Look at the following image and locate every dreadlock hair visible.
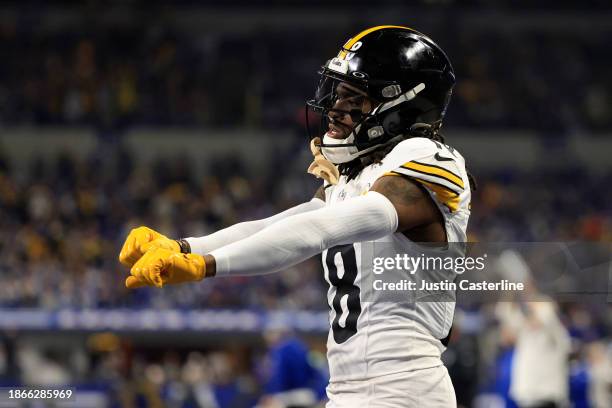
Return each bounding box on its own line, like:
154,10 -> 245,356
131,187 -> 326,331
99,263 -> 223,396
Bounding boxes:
338,122 -> 477,193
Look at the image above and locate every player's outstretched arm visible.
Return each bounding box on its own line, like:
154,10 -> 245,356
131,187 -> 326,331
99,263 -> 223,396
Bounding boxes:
118,187 -> 323,264
184,190 -> 325,254
121,189 -> 325,288
122,178 -> 444,288
201,191 -> 398,278
124,190 -> 397,287
203,176 -> 444,278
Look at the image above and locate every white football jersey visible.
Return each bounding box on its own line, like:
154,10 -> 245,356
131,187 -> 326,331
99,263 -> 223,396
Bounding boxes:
322,137 -> 471,382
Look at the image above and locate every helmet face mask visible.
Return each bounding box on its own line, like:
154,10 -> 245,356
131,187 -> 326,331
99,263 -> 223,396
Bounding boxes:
306,74 -> 384,163
309,76 -> 375,133
314,76 -> 372,123
306,26 -> 455,164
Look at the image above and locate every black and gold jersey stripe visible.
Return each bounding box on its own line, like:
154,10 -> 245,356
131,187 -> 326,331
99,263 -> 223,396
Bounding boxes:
401,161 -> 465,191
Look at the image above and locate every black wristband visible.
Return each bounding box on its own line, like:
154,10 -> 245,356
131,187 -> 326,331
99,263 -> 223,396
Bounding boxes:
176,239 -> 191,254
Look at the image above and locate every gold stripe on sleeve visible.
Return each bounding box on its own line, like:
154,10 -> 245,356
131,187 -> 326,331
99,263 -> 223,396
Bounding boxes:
401,161 -> 465,190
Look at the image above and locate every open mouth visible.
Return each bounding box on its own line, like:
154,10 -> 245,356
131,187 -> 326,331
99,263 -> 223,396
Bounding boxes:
326,122 -> 350,139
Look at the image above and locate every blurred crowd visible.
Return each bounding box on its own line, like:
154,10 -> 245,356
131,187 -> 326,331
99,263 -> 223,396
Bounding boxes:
0,300 -> 609,408
0,331 -> 328,407
0,298 -> 609,407
0,13 -> 610,132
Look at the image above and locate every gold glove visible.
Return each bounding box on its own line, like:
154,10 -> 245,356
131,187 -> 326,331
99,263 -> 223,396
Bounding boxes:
118,226 -> 180,267
126,248 -> 207,289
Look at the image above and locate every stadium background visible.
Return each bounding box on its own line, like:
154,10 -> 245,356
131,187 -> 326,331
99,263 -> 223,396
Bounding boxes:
0,1 -> 610,407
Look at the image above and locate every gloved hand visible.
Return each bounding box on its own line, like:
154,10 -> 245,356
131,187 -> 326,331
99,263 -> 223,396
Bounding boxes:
126,248 -> 207,289
118,226 -> 180,267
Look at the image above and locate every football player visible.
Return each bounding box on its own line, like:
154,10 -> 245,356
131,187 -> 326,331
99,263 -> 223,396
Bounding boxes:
119,25 -> 472,407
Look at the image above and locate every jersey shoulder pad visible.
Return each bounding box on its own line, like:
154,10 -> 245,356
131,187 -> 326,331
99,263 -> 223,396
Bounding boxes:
381,138 -> 468,212
381,137 -> 440,169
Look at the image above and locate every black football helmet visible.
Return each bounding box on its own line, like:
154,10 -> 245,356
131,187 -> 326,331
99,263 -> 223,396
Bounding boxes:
306,25 -> 455,162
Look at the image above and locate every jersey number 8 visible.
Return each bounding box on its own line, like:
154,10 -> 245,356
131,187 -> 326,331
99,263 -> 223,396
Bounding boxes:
325,244 -> 362,344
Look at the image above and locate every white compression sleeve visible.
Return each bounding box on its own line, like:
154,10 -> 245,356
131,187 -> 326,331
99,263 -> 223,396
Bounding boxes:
210,192 -> 398,276
185,198 -> 325,254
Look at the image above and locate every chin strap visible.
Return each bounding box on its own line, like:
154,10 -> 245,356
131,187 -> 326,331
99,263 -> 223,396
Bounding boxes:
307,137 -> 340,185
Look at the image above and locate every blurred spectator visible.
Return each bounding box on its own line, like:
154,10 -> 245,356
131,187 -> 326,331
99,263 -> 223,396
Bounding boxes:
497,302 -> 571,408
585,342 -> 612,408
494,251 -> 571,408
257,327 -> 327,407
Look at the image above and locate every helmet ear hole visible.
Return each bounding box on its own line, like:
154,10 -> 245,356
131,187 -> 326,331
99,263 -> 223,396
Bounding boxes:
381,110 -> 404,136
349,109 -> 364,123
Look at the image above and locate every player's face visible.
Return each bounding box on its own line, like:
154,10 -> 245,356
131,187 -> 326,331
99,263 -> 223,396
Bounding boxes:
326,82 -> 376,140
